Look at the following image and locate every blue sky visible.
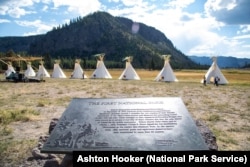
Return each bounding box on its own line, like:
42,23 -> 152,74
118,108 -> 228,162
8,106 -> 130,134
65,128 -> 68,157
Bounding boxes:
0,0 -> 249,58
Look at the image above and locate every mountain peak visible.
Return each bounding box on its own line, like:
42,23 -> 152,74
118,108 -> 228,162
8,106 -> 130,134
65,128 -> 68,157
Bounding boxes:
0,11 -> 197,69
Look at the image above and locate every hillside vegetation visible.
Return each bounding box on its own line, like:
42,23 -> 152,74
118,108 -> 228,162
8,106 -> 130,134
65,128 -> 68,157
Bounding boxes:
0,11 -> 199,69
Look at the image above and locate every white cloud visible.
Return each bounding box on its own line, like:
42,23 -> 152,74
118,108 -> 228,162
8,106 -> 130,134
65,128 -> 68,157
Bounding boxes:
0,0 -> 39,18
109,0 -> 120,2
42,5 -> 49,12
189,36 -> 240,56
0,6 -> 8,15
0,0 -> 37,8
0,19 -> 10,23
11,0 -> 36,6
15,19 -> 54,36
120,0 -> 144,7
233,34 -> 250,39
41,0 -> 52,4
52,0 -> 101,16
205,0 -> 237,12
8,7 -> 32,18
205,0 -> 250,25
167,0 -> 195,9
237,25 -> 250,34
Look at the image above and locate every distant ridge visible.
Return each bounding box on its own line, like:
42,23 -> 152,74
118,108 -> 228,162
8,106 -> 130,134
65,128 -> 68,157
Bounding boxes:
189,56 -> 250,68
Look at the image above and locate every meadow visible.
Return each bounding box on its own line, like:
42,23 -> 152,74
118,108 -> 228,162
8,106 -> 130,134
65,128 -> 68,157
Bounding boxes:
0,68 -> 249,166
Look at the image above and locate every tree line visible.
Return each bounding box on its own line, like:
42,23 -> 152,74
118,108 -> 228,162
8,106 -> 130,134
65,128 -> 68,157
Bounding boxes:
0,49 -> 209,72
0,50 -> 125,71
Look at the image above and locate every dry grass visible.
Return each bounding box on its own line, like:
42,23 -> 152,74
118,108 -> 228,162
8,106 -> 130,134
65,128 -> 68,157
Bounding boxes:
0,68 -> 249,166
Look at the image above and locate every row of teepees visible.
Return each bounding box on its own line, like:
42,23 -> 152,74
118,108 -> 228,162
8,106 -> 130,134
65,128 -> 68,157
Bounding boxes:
4,54 -> 228,84
4,61 -> 50,78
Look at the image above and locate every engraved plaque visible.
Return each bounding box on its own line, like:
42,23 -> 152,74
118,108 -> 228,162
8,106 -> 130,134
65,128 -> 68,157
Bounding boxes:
41,97 -> 208,153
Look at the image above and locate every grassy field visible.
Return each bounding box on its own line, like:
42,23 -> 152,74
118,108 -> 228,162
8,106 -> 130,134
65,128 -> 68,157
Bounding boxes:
0,68 -> 249,166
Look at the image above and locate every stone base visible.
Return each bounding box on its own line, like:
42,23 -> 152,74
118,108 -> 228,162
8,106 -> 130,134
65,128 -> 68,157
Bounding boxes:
23,117 -> 218,167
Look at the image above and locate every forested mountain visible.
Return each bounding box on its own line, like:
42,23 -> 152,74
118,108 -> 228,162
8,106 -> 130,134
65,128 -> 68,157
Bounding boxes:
0,11 -> 198,69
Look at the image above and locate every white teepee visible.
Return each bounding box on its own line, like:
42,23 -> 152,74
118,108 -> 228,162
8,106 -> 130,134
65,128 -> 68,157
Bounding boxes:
119,56 -> 140,80
155,55 -> 178,82
36,61 -> 50,77
71,59 -> 87,79
5,63 -> 15,77
201,56 -> 228,84
24,62 -> 36,77
90,53 -> 112,79
51,60 -> 67,78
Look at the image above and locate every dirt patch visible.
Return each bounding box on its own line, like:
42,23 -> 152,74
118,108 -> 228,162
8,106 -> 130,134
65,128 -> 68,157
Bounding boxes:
10,106 -> 66,140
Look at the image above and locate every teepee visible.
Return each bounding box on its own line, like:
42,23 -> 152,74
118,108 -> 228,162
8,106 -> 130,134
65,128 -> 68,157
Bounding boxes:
71,59 -> 87,79
51,60 -> 67,78
155,55 -> 178,82
90,53 -> 112,79
36,61 -> 50,78
5,63 -> 15,77
201,56 -> 228,84
24,62 -> 36,77
119,56 -> 140,80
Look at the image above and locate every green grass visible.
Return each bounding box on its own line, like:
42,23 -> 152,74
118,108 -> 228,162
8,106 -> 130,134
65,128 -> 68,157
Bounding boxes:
37,101 -> 46,107
0,126 -> 13,136
219,137 -> 238,145
211,128 -> 239,150
0,139 -> 37,167
0,107 -> 40,166
228,125 -> 250,133
0,108 -> 40,125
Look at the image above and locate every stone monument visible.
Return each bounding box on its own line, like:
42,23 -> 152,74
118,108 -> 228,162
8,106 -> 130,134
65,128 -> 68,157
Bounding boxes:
41,97 -> 208,154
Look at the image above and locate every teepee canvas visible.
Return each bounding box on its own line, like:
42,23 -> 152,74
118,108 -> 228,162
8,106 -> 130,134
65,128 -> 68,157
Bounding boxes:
37,61 -> 50,78
90,53 -> 112,79
201,57 -> 228,84
51,60 -> 67,78
71,60 -> 87,79
119,56 -> 140,80
5,63 -> 15,77
155,55 -> 178,82
24,62 -> 36,77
